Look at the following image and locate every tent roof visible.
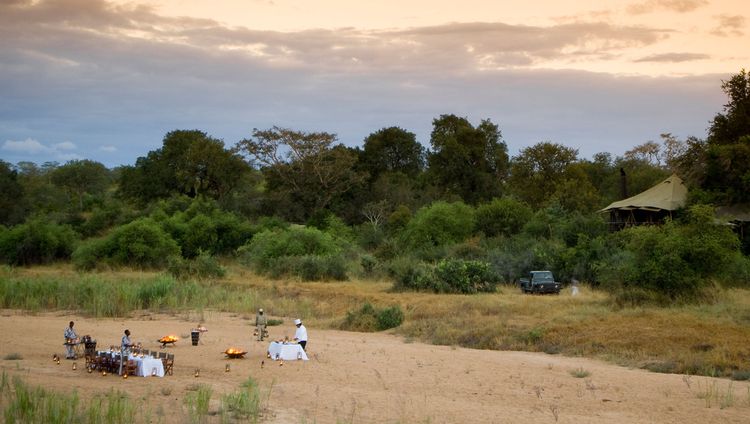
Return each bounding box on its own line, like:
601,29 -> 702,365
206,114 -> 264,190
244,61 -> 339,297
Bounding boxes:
600,174 -> 687,213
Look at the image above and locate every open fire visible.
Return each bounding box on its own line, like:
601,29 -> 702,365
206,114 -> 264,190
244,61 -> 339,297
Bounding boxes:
223,348 -> 247,359
158,335 -> 179,347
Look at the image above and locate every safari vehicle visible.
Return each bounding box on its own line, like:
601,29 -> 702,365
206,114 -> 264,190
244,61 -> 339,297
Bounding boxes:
519,271 -> 561,294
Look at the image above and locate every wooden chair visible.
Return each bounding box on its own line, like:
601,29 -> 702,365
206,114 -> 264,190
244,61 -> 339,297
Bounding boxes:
163,353 -> 174,376
125,359 -> 138,376
84,341 -> 97,368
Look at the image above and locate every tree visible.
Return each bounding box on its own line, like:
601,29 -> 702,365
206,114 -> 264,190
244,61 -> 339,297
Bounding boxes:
676,70 -> 750,204
708,69 -> 750,146
236,127 -> 366,221
119,130 -> 250,204
51,159 -> 110,211
427,115 -> 509,204
360,127 -> 425,181
508,142 -> 578,208
0,161 -> 24,225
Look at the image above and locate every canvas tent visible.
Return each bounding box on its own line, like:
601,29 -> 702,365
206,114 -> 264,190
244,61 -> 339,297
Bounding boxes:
600,174 -> 687,230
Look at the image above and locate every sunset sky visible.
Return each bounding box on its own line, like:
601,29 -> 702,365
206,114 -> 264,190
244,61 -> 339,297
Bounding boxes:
1,0 -> 748,167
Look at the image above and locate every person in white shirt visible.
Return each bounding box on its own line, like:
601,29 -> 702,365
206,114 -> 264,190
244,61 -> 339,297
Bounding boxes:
63,321 -> 78,359
119,329 -> 133,376
293,319 -> 307,351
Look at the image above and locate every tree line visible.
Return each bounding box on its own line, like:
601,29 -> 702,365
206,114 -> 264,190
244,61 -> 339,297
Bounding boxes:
0,69 -> 748,304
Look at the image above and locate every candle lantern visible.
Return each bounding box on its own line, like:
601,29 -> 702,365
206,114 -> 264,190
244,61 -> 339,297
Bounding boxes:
225,364 -> 230,372
194,369 -> 200,377
72,362 -> 77,370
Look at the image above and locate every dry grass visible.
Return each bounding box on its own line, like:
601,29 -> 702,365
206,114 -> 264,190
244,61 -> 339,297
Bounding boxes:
5,264 -> 750,377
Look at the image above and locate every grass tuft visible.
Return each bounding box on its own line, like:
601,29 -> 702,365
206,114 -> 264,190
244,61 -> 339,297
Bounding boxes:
569,367 -> 591,378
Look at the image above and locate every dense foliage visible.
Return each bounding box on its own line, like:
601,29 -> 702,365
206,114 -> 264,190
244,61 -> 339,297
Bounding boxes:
1,70 -> 749,305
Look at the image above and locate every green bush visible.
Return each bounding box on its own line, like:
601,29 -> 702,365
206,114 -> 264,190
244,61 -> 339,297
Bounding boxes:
599,205 -> 744,304
388,256 -> 434,291
433,258 -> 500,294
401,201 -> 475,249
475,197 -> 532,237
376,305 -> 404,330
168,250 -> 226,280
72,218 -> 180,270
238,226 -> 349,280
158,199 -> 255,258
341,302 -> 404,332
0,218 -> 78,265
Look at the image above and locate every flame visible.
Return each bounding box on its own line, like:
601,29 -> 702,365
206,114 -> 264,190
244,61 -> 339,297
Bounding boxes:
159,335 -> 179,343
224,348 -> 247,356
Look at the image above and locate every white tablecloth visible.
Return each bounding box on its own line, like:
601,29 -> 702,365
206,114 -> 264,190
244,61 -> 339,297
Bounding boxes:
131,356 -> 165,377
267,342 -> 308,361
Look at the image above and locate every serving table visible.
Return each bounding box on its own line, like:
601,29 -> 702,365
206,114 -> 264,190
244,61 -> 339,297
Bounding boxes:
267,342 -> 308,361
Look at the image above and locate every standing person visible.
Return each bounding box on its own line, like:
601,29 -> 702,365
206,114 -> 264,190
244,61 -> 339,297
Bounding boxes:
255,308 -> 268,341
293,319 -> 307,351
64,321 -> 78,359
120,329 -> 132,376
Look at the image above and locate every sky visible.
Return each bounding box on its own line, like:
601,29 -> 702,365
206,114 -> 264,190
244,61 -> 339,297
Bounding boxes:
0,0 -> 748,168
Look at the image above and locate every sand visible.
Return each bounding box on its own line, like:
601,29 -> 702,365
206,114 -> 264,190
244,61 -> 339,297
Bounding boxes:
1,310 -> 748,423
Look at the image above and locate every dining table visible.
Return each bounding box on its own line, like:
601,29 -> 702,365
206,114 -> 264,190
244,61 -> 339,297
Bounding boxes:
267,341 -> 309,361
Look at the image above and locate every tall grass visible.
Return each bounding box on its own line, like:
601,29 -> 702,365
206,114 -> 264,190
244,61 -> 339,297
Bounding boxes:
184,384 -> 212,424
0,271 -> 261,317
0,372 -> 138,424
220,377 -> 262,423
4,265 -> 750,378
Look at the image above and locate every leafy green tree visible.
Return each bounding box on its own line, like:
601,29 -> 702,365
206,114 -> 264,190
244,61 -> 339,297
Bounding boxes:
427,115 -> 509,204
360,127 -> 425,181
119,130 -> 250,204
676,70 -> 750,204
475,197 -> 532,237
401,201 -> 475,249
0,161 -> 24,225
237,127 -> 366,221
508,142 -> 578,207
51,159 -> 110,211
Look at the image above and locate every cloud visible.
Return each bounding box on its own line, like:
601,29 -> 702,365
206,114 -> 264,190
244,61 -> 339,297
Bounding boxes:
0,0 -> 730,167
2,138 -> 79,160
635,52 -> 710,62
2,138 -> 49,154
627,0 -> 707,15
54,141 -> 77,150
711,15 -> 745,37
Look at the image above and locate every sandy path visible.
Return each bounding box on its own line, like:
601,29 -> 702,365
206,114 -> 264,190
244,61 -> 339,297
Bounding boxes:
0,310 -> 748,423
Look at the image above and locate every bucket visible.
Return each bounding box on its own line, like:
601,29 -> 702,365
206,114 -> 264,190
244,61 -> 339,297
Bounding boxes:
191,331 -> 199,346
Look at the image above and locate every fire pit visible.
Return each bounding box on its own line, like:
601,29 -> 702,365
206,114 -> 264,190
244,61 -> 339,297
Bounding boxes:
223,348 -> 247,359
158,335 -> 179,348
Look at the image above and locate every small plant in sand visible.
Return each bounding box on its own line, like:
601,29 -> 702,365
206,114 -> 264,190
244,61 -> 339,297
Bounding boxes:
3,352 -> 22,360
184,384 -> 212,423
694,379 -> 737,409
569,367 -> 591,378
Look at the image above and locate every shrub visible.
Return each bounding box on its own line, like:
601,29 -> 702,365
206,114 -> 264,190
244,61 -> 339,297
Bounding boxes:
433,258 -> 500,294
72,218 -> 180,270
376,305 -> 404,330
168,250 -> 226,280
388,257 -> 434,291
0,218 -> 78,265
341,302 -> 404,332
475,197 -> 532,237
238,226 -> 348,280
599,205 -> 743,304
401,201 -> 475,249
